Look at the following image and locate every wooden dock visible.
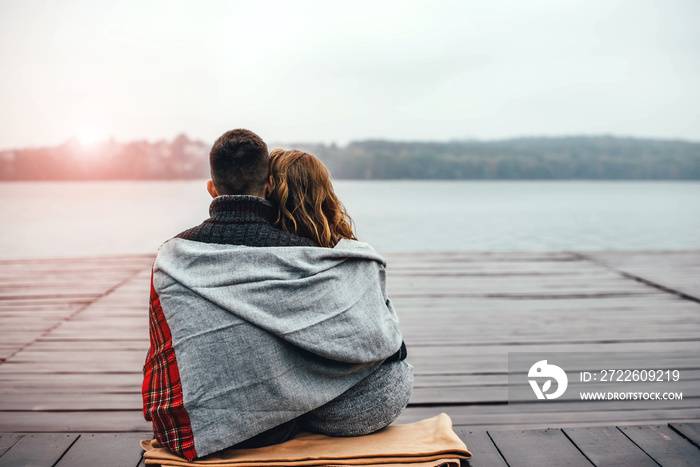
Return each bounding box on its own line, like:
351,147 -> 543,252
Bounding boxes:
1,250 -> 699,465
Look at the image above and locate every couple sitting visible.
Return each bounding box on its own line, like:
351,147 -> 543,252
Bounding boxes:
142,129 -> 413,460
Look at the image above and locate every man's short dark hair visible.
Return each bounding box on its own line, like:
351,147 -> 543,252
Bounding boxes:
210,129 -> 269,195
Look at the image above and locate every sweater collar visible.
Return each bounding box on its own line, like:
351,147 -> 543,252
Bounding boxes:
208,195 -> 276,224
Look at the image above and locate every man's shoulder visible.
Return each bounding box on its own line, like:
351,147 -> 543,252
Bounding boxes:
168,195 -> 318,248
173,219 -> 317,248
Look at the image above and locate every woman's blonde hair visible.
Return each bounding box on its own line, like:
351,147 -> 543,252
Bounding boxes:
268,149 -> 357,247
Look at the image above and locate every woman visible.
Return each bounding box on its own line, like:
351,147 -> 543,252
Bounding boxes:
266,148 -> 413,437
268,148 -> 356,248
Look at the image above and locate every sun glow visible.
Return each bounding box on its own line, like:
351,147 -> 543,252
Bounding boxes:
76,126 -> 106,146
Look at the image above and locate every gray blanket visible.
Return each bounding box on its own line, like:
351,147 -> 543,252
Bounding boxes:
153,237 -> 403,457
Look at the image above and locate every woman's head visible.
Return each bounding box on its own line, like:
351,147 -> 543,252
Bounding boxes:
268,149 -> 356,247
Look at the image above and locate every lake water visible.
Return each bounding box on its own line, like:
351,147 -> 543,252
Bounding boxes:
1,181 -> 698,259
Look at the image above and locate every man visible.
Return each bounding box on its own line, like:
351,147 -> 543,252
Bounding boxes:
142,129 -> 411,460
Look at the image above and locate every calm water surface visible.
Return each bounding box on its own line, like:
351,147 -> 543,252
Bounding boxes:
1,181 -> 698,259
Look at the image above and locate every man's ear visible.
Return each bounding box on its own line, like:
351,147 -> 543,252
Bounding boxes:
206,179 -> 219,198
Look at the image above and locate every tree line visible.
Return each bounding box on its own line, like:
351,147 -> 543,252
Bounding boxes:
1,134 -> 698,181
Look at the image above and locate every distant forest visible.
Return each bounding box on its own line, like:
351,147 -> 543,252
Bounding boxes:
1,134 -> 699,180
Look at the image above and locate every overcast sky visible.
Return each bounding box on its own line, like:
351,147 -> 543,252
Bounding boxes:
1,0 -> 698,149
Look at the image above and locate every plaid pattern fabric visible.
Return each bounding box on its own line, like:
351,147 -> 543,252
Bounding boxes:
142,270 -> 198,461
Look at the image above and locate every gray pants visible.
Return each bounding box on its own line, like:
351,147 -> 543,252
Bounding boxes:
300,360 -> 414,436
232,360 -> 414,449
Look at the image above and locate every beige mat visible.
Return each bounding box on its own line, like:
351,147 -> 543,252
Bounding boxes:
141,413 -> 472,467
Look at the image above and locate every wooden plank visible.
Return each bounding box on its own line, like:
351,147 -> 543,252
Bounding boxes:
0,435 -> 23,458
0,324 -> 62,334
0,392 -> 141,411
382,251 -> 579,262
389,288 -> 657,299
453,429 -> 507,467
562,426 -> 657,466
395,301 -> 700,318
405,334 -> 700,347
20,340 -> 148,352
397,303 -> 700,318
41,321 -> 145,332
398,296 -> 681,308
24,334 -> 147,344
400,314 -> 700,330
410,379 -> 700,404
0,332 -> 44,345
406,350 -> 700,375
7,350 -> 145,363
0,291 -> 106,301
487,428 -> 592,467
0,373 -> 142,392
0,305 -> 79,313
0,433 -> 78,467
418,397 -> 698,415
451,419 -> 700,434
389,273 -> 646,286
54,433 -> 147,467
0,361 -> 141,373
407,342 -> 700,358
397,406 -> 700,427
0,265 -> 150,274
400,315 -> 700,331
586,251 -> 700,300
388,279 -> 660,296
0,411 -> 152,432
0,298 -> 93,308
670,422 -> 700,448
391,269 -> 604,279
620,425 -> 700,466
388,257 -> 605,268
0,253 -> 153,264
